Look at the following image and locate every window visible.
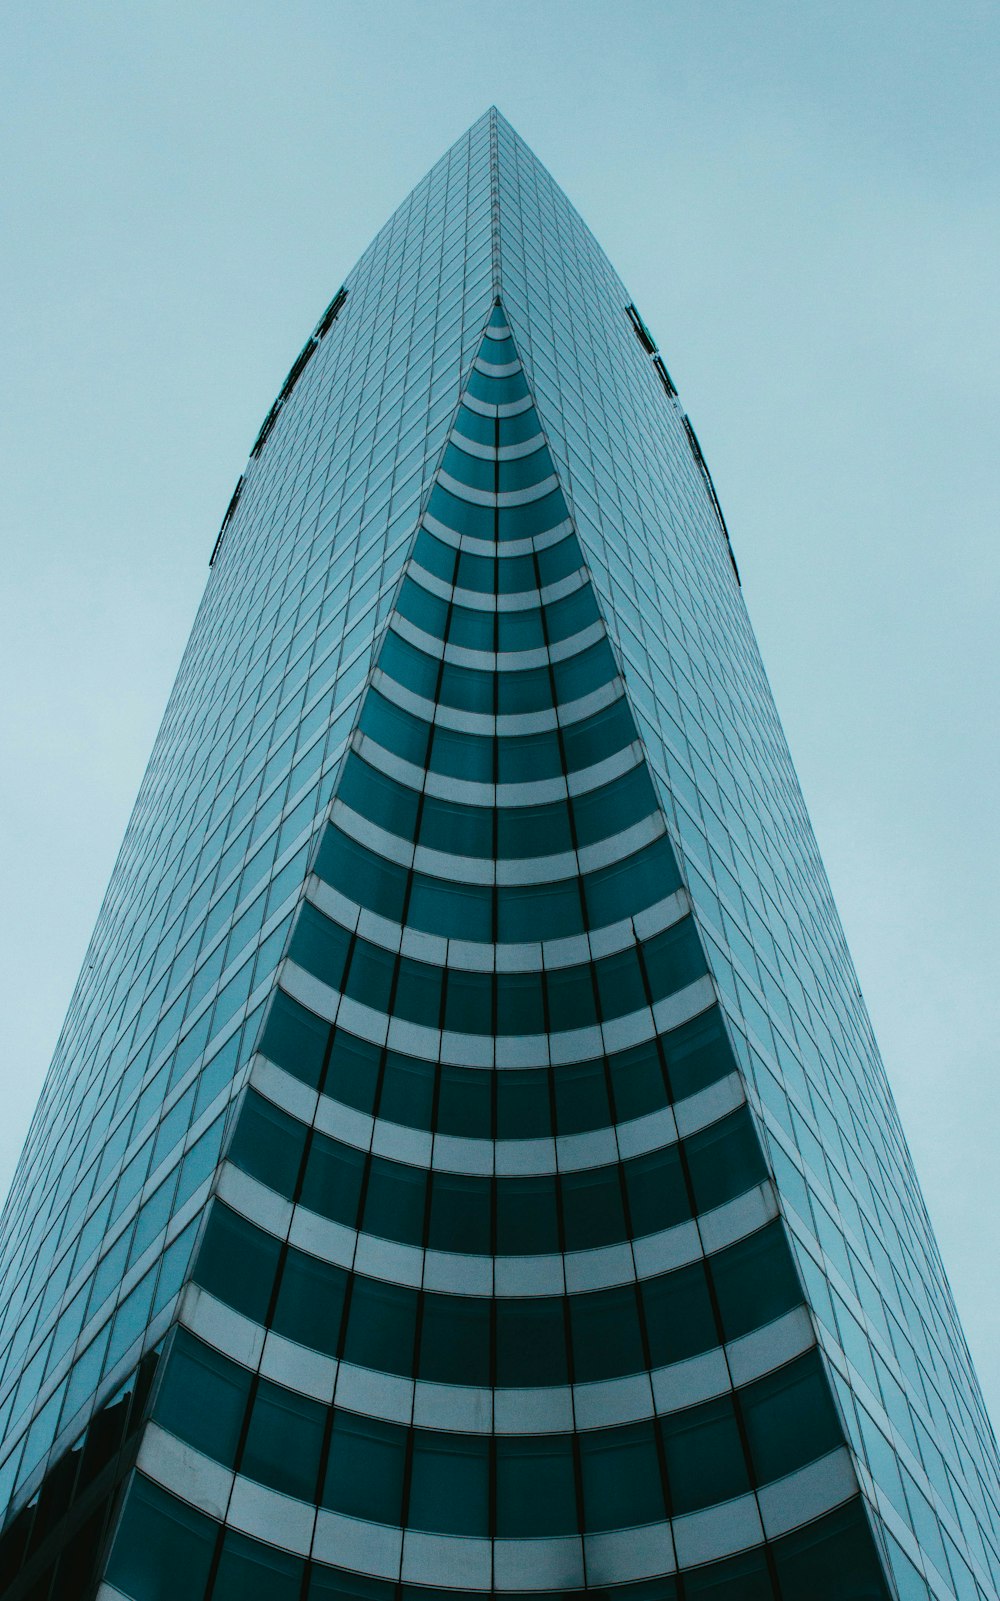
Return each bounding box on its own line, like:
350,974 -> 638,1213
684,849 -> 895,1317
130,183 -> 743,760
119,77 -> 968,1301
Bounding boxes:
660,1395 -> 749,1514
580,1421 -> 665,1530
241,1378 -> 325,1500
407,1430 -> 489,1536
710,1222 -> 803,1342
272,1249 -> 347,1357
228,1090 -> 306,1197
341,1276 -> 418,1377
213,1529 -> 304,1601
495,1297 -> 568,1387
105,1476 -> 215,1600
322,1411 -> 407,1524
496,1434 -> 577,1536
194,1203 -> 280,1323
153,1331 -> 250,1467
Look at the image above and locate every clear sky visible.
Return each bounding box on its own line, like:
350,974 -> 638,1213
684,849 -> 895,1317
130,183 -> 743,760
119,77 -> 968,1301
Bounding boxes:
2,0 -> 998,1419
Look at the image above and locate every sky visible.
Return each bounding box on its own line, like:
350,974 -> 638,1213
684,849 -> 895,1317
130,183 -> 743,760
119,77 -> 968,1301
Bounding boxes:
1,0 -> 998,1419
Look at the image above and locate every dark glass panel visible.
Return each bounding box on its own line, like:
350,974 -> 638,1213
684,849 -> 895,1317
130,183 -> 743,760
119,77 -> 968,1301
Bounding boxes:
289,903 -> 353,992
685,1547 -> 775,1599
495,1298 -> 568,1386
443,440 -> 494,492
570,1284 -> 645,1383
395,575 -> 450,636
544,578 -> 600,640
642,1263 -> 718,1367
194,1203 -> 280,1323
105,1476 -> 215,1601
536,531 -> 583,586
498,442 -> 553,491
660,1394 -> 750,1514
437,1063 -> 492,1138
573,762 -> 659,847
771,1499 -> 892,1600
428,723 -> 494,783
562,698 -> 636,771
552,637 -> 618,703
241,1378 -> 325,1500
443,605 -> 496,655
343,938 -> 395,1014
562,1165 -> 627,1251
595,945 -> 646,1023
420,794 -> 493,858
498,486 -> 568,540
378,626 -> 439,700
227,1090 -> 305,1198
214,1530 -> 304,1601
495,969 -> 545,1035
326,1030 -> 381,1115
741,1350 -> 842,1485
497,878 -> 583,942
496,1174 -> 559,1254
322,1411 -> 407,1524
357,689 -> 429,767
710,1223 -> 803,1342
154,1331 -> 250,1467
320,1576 -> 398,1601
496,1434 -> 578,1536
272,1249 -> 347,1357
437,662 -> 494,716
553,1057 -> 610,1134
662,1008 -> 734,1100
453,404 -> 497,447
497,1067 -> 551,1139
585,837 -> 680,927
496,551 -> 536,594
341,1277 -> 418,1377
378,1049 -> 435,1127
685,1108 -> 768,1215
497,607 -> 546,654
299,1134 -> 365,1227
392,956 -> 443,1029
407,1430 -> 490,1536
497,663 -> 552,714
443,966 -> 492,1035
579,1421 -> 665,1530
641,918 -> 706,1001
337,755 -> 420,840
363,1156 -> 427,1246
466,366 -> 529,405
497,799 -> 572,858
456,548 -> 497,591
259,991 -> 329,1089
608,1039 -> 668,1123
418,1292 -> 491,1387
408,873 -> 493,941
498,403 -> 542,446
497,727 -> 562,783
625,1146 -> 690,1236
315,829 -> 407,923
411,527 -> 458,585
428,1171 -> 492,1255
547,964 -> 598,1035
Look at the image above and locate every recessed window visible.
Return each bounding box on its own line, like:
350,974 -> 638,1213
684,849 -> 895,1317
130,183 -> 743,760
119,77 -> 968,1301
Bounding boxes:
314,286 -> 347,339
626,301 -> 657,354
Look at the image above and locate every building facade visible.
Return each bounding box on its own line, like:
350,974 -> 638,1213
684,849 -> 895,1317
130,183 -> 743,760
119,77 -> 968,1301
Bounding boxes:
0,109 -> 997,1601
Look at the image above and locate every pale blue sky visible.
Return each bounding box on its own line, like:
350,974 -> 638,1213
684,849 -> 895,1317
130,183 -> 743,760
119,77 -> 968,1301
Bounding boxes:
2,1 -> 998,1416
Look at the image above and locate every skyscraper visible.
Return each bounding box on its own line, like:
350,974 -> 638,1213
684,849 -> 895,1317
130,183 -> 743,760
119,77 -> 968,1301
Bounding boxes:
0,106 -> 996,1600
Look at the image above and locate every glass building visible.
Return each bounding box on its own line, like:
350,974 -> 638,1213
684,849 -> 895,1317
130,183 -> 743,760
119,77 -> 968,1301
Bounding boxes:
0,108 -> 997,1601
